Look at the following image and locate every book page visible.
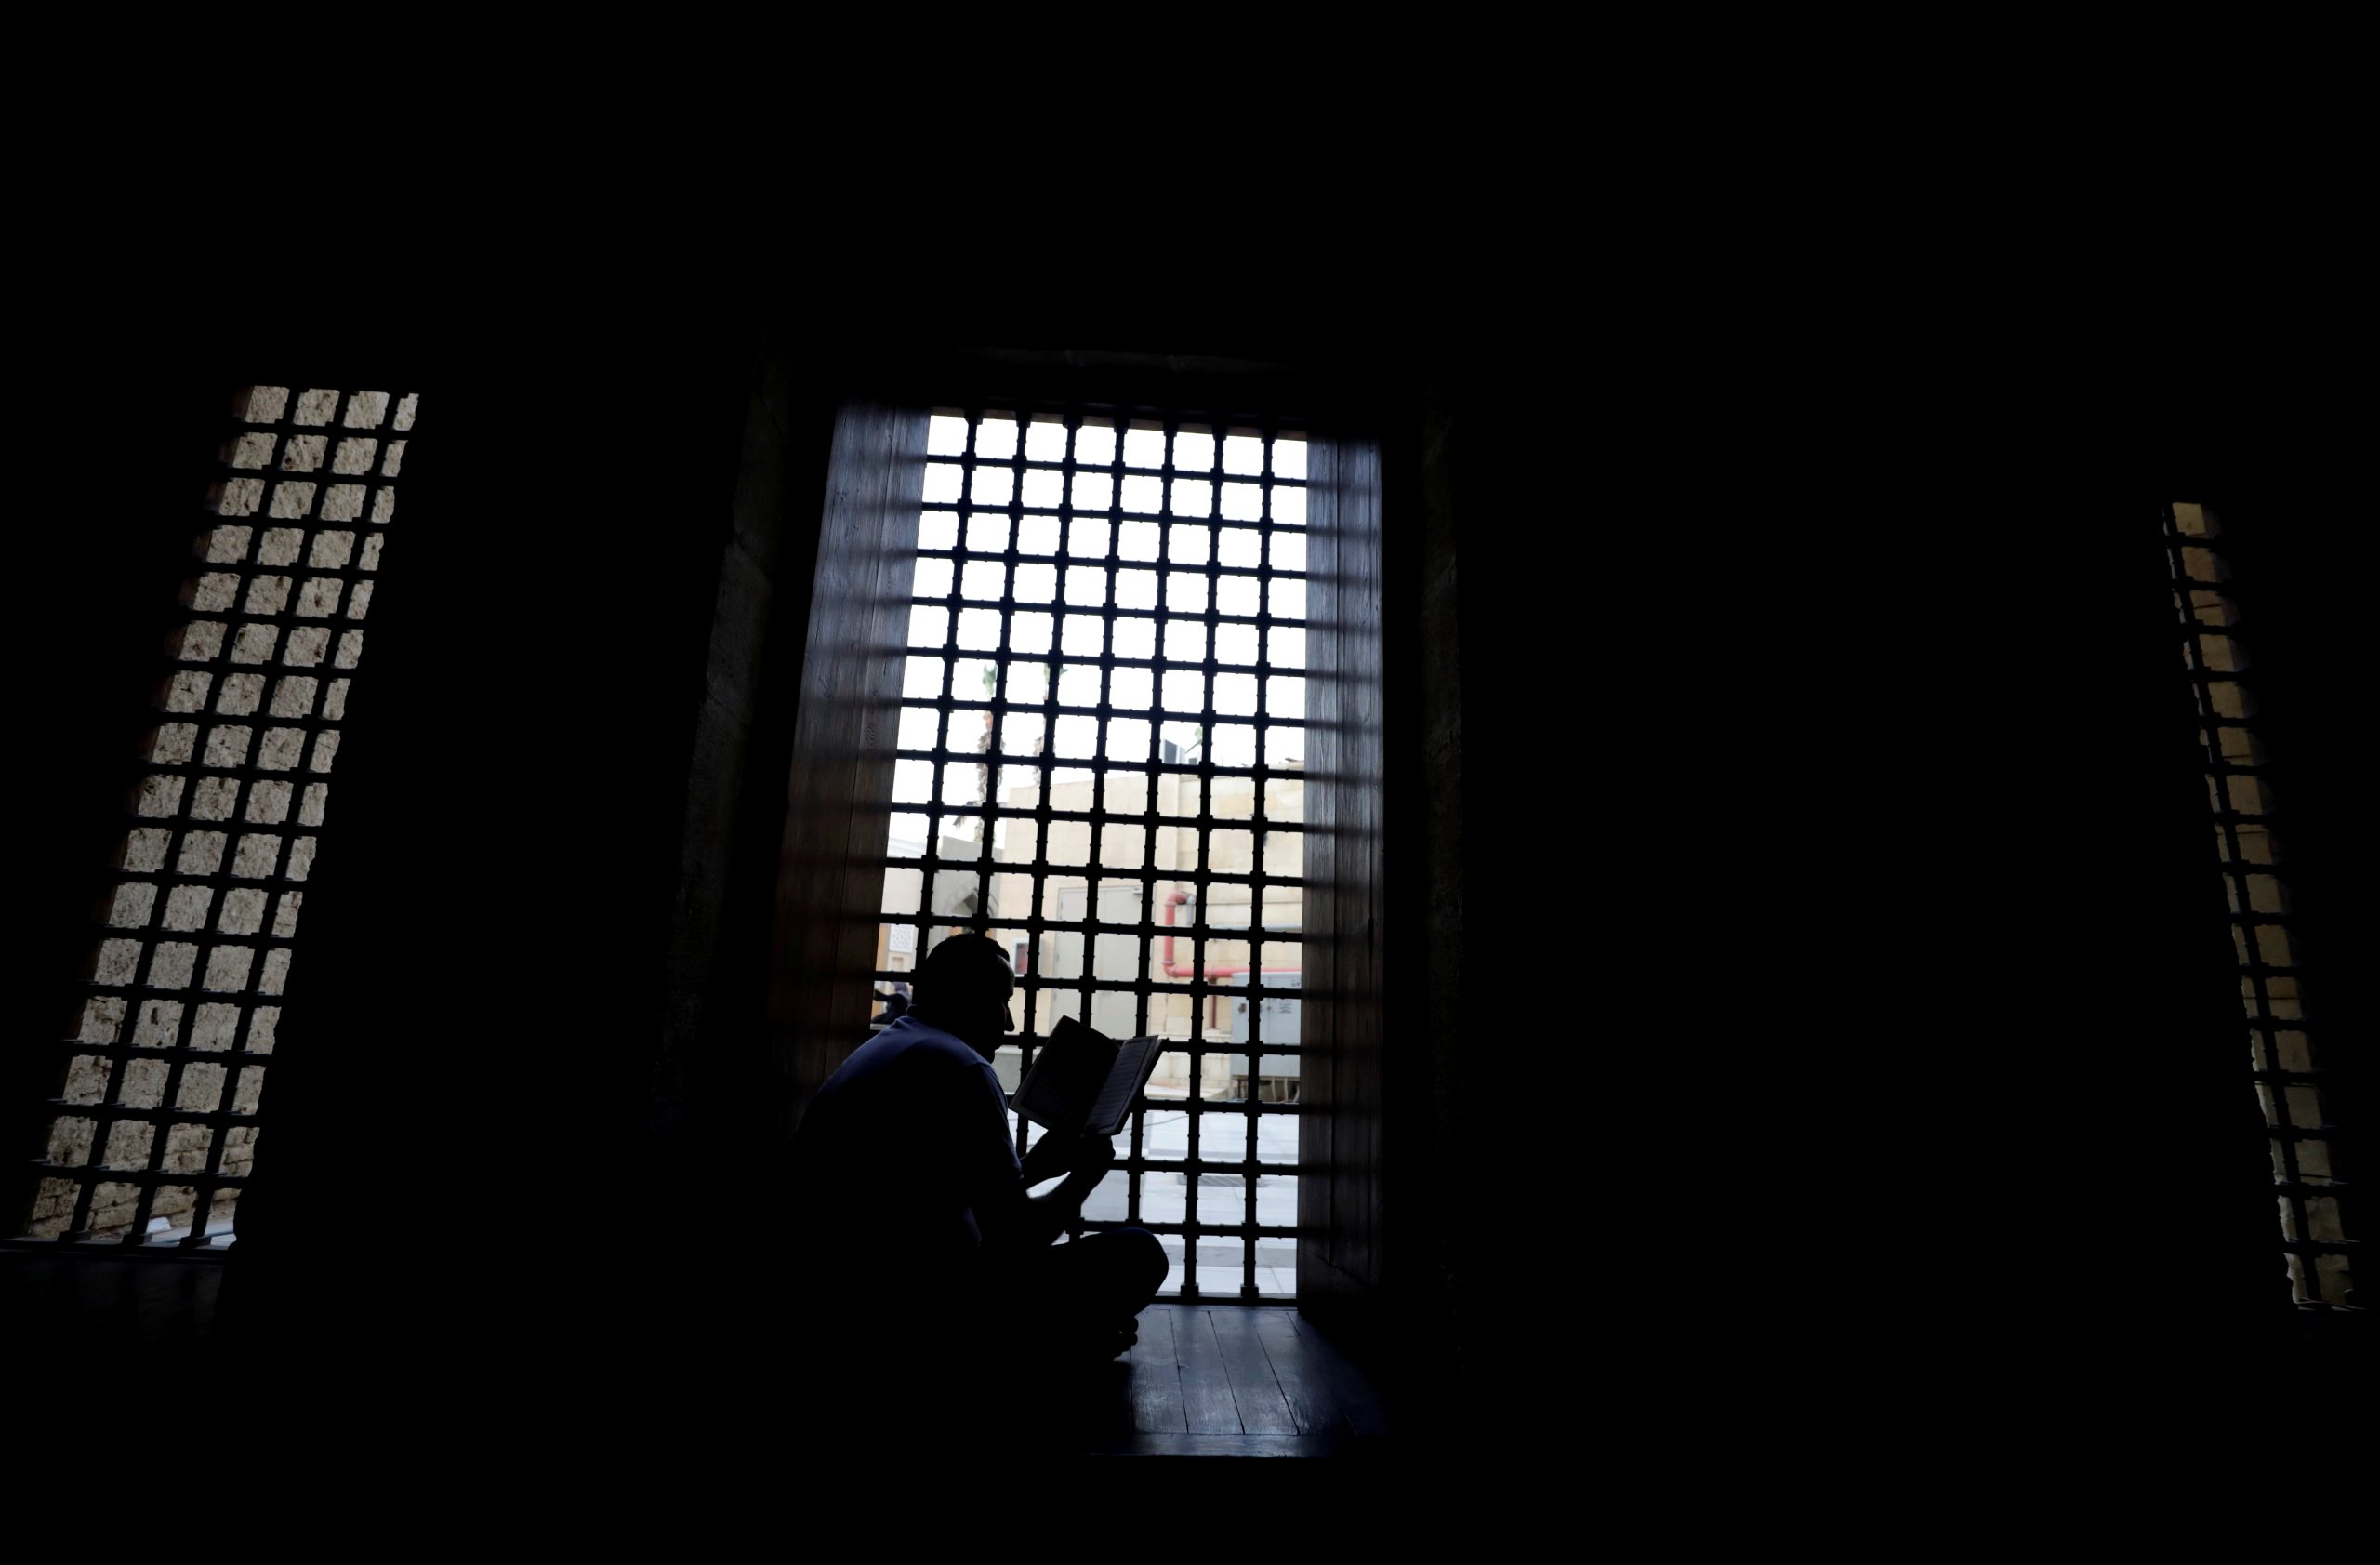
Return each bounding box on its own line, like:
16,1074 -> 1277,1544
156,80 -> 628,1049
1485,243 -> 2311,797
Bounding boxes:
1085,1037 -> 1163,1137
1009,1018 -> 1117,1133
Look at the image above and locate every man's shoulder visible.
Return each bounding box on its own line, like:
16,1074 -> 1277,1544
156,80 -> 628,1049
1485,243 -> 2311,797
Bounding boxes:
837,1017 -> 997,1092
865,1016 -> 983,1066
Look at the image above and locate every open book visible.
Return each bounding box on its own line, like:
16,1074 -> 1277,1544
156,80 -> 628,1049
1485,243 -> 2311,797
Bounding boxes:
1008,1017 -> 1165,1138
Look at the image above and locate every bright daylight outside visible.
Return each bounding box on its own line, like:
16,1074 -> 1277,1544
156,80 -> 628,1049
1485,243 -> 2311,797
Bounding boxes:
868,410 -> 1308,1297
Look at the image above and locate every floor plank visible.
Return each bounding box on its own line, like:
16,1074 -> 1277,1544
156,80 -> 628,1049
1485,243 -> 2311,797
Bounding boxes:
1125,1305 -> 1187,1433
1081,1430 -> 1359,1458
1254,1309 -> 1352,1436
1289,1313 -> 1394,1438
1173,1307 -> 1245,1434
1207,1307 -> 1297,1434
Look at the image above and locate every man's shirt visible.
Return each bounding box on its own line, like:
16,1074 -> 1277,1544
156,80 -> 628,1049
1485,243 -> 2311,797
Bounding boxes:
788,1015 -> 1025,1284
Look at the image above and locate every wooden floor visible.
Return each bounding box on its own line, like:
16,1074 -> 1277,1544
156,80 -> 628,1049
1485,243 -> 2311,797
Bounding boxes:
1057,1303 -> 1391,1457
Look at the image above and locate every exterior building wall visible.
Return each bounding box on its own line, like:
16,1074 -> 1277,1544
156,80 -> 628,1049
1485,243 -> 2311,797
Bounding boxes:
978,772 -> 1303,1094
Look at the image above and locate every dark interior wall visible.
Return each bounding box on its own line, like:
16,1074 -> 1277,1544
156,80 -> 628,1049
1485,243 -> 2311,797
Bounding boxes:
655,339 -> 830,1141
1391,384 -> 2370,1435
757,396 -> 928,1145
1386,379 -> 1467,1380
205,322 -> 766,1377
654,339 -> 848,1180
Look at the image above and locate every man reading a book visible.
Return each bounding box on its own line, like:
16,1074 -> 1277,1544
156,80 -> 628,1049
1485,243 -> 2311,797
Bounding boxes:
789,933 -> 1167,1373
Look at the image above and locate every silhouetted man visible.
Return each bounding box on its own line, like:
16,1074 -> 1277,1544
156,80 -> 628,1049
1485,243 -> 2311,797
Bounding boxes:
789,934 -> 1166,1404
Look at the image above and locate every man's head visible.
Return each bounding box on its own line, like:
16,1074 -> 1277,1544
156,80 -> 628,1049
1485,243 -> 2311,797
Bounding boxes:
910,933 -> 1016,1060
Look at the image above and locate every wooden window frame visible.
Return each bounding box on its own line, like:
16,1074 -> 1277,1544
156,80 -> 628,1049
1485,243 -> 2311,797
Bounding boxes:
751,365 -> 1390,1313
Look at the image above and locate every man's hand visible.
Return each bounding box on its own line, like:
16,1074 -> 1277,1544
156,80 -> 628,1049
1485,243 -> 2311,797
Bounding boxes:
1071,1133 -> 1117,1181
989,1132 -> 1119,1252
1021,1130 -> 1115,1187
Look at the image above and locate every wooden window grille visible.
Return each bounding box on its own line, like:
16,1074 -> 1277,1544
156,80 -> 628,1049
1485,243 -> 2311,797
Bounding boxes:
14,386 -> 416,1248
876,407 -> 1309,1299
2162,501 -> 2356,1306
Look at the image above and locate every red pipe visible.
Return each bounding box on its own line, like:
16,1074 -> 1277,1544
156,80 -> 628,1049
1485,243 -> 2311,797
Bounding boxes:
1159,887 -> 1299,1033
1158,887 -> 1302,980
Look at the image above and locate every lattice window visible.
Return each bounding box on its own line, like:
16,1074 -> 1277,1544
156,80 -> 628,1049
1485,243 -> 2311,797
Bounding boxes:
2163,501 -> 2355,1306
875,408 -> 1308,1299
17,386 -> 417,1247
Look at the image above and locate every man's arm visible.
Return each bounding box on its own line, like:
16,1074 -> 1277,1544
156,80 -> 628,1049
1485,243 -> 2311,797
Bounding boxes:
958,1061 -> 1115,1253
1008,1132 -> 1116,1249
977,1132 -> 1114,1253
